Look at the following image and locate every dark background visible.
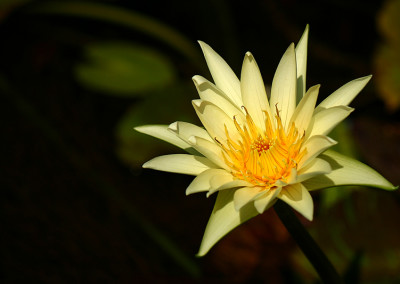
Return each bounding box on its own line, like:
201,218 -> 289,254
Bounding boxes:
2,0 -> 400,283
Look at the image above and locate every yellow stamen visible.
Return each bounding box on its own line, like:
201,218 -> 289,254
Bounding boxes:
221,108 -> 306,190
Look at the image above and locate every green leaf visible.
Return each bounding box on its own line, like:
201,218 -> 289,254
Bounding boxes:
75,42 -> 176,96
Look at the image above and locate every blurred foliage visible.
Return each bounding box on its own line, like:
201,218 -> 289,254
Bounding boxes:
76,42 -> 177,96
374,0 -> 400,111
2,0 -> 399,283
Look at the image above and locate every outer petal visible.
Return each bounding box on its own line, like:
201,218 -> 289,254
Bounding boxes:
135,125 -> 194,153
233,186 -> 264,211
241,52 -> 271,131
278,183 -> 314,221
198,41 -> 242,107
270,43 -> 297,129
305,106 -> 354,139
207,179 -> 254,197
296,157 -> 332,183
168,121 -> 213,143
253,187 -> 282,213
299,135 -> 337,168
197,189 -> 259,256
295,24 -> 309,103
188,136 -> 229,170
192,100 -> 240,145
193,75 -> 245,122
186,169 -> 230,195
289,84 -> 320,134
315,75 -> 372,112
143,154 -> 217,176
302,150 -> 398,191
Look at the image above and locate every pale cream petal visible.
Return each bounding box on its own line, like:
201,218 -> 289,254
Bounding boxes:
302,150 -> 398,191
233,186 -> 264,211
299,135 -> 337,168
253,187 -> 282,213
186,169 -> 230,195
198,41 -> 242,107
192,100 -> 240,145
168,121 -> 213,143
207,179 -> 254,197
135,125 -> 193,152
270,43 -> 297,129
241,52 -> 271,131
295,24 -> 309,103
289,85 -> 320,134
305,106 -> 354,139
296,157 -> 332,183
315,75 -> 372,112
278,183 -> 314,221
193,75 -> 245,123
188,136 -> 229,170
143,154 -> 217,176
197,189 -> 259,256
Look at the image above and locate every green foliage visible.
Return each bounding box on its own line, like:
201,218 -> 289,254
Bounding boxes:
75,42 -> 176,96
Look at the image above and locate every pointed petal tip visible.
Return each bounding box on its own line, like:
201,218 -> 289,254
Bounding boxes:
168,121 -> 178,132
188,136 -> 197,144
192,99 -> 202,108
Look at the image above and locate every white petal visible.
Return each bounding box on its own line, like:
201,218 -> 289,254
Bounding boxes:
135,125 -> 193,152
289,84 -> 320,134
302,150 -> 398,191
295,25 -> 309,103
305,106 -> 354,139
253,187 -> 282,213
198,41 -> 242,107
192,100 -> 240,145
241,52 -> 271,131
193,75 -> 245,122
188,136 -> 229,170
315,75 -> 372,112
168,121 -> 213,143
207,179 -> 254,197
270,43 -> 297,129
299,135 -> 337,168
143,154 -> 217,176
233,186 -> 264,211
296,157 -> 332,183
197,189 -> 259,256
278,183 -> 314,221
186,169 -> 230,195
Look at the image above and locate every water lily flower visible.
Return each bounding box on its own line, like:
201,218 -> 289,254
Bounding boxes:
135,26 -> 397,256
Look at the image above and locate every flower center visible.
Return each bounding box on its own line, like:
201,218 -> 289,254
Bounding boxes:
218,107 -> 306,190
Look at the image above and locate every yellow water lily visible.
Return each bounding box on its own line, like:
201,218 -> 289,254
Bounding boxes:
135,26 -> 396,256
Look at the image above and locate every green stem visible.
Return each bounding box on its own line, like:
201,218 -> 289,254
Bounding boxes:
274,200 -> 343,284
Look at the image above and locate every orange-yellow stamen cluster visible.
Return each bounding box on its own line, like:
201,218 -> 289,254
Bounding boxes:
219,107 -> 306,190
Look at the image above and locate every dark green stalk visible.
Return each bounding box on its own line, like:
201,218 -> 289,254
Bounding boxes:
274,200 -> 343,284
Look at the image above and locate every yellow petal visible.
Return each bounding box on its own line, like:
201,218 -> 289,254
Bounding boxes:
299,135 -> 337,168
143,154 -> 217,175
193,75 -> 245,122
302,150 -> 398,191
295,24 -> 309,103
315,75 -> 372,112
192,100 -> 240,145
270,43 -> 297,129
188,136 -> 229,170
197,189 -> 259,256
305,106 -> 353,138
278,183 -> 314,221
241,52 -> 271,132
134,124 -> 192,152
168,121 -> 213,143
233,186 -> 264,211
198,41 -> 242,107
253,187 -> 282,213
296,157 -> 332,183
289,84 -> 320,134
186,169 -> 231,195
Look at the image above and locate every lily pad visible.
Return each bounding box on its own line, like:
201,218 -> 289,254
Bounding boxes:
75,42 -> 176,96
